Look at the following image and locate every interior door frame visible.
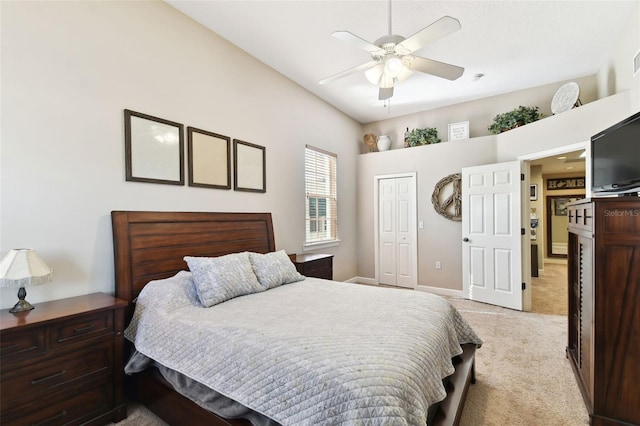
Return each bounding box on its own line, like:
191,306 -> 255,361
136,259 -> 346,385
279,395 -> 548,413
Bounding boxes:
546,194 -> 583,258
373,172 -> 418,286
517,141 -> 588,311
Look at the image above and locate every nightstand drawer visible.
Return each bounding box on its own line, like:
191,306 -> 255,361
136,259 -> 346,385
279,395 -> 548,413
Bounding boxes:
2,379 -> 113,426
0,329 -> 45,362
291,253 -> 334,280
1,341 -> 113,405
303,257 -> 332,278
51,310 -> 114,348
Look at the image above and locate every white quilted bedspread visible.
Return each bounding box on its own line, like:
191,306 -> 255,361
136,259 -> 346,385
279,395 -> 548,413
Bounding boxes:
125,272 -> 482,425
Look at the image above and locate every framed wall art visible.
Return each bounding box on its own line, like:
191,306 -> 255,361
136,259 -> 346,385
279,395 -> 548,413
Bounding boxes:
124,109 -> 184,185
547,177 -> 585,190
554,198 -> 571,216
530,184 -> 538,201
233,139 -> 266,193
187,127 -> 231,189
448,121 -> 469,141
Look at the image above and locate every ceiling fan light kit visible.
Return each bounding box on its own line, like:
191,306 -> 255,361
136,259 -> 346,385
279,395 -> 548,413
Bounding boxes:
319,0 -> 464,101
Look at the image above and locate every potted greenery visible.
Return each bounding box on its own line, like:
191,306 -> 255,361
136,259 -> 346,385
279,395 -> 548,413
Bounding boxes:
406,127 -> 441,147
488,106 -> 544,134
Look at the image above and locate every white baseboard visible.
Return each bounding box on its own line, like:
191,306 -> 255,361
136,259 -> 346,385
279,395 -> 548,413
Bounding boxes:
345,276 -> 377,286
415,285 -> 465,298
344,277 -> 465,298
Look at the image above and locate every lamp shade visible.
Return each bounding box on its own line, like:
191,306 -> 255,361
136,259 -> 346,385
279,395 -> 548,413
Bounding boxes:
0,249 -> 52,289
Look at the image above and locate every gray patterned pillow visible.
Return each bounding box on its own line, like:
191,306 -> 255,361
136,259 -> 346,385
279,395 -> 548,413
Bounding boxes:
249,250 -> 305,290
184,252 -> 263,307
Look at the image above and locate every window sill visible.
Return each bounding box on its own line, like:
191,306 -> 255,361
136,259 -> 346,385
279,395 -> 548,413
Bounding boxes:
303,239 -> 341,251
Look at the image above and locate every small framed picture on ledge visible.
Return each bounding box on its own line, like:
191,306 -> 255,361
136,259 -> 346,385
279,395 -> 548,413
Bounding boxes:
448,121 -> 469,141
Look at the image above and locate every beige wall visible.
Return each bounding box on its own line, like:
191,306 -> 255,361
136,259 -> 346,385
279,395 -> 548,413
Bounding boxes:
2,1 -> 638,308
357,136 -> 497,292
356,91 -> 631,292
529,165 -> 544,269
0,1 -> 362,308
597,0 -> 640,111
360,75 -> 599,152
541,175 -> 586,259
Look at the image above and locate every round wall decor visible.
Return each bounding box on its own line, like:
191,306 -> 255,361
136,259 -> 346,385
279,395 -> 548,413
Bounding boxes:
432,173 -> 462,221
551,82 -> 582,114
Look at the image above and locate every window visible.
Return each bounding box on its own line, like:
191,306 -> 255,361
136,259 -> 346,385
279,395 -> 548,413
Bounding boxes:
305,145 -> 338,246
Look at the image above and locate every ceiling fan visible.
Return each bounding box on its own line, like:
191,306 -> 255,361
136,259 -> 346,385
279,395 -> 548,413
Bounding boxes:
319,1 -> 465,100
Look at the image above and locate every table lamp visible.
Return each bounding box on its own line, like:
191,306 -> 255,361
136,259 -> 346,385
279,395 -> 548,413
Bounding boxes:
0,249 -> 53,313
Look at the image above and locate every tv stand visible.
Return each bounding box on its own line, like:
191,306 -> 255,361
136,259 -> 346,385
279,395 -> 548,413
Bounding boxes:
567,197 -> 640,426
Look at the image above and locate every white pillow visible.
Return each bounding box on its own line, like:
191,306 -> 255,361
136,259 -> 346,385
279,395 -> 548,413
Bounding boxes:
249,250 -> 305,290
184,252 -> 263,307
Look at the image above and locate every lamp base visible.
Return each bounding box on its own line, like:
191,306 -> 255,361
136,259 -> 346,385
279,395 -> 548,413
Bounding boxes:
9,287 -> 35,313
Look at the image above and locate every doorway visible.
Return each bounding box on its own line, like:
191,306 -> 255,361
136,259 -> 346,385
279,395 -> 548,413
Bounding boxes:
546,194 -> 582,258
374,173 -> 417,289
524,143 -> 586,314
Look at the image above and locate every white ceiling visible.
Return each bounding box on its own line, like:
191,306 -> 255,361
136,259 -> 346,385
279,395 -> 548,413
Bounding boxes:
167,1 -> 637,124
530,150 -> 585,175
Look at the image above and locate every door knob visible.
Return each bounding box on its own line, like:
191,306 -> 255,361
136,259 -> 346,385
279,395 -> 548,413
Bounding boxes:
463,237 -> 469,242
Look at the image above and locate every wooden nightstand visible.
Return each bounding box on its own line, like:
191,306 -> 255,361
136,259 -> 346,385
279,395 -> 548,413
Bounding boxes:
0,293 -> 128,425
290,253 -> 333,280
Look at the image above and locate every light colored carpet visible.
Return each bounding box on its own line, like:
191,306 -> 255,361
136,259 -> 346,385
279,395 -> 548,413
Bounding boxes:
531,262 -> 568,316
450,297 -> 588,426
113,295 -> 588,426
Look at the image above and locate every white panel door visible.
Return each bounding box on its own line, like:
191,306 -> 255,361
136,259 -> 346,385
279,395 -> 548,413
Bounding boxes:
379,178 -> 397,285
378,176 -> 417,288
462,161 -> 523,310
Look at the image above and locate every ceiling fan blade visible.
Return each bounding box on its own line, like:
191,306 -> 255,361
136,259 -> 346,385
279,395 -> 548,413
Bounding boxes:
319,60 -> 379,85
379,86 -> 394,100
332,31 -> 385,56
407,56 -> 464,80
396,66 -> 413,83
395,16 -> 461,55
364,63 -> 384,86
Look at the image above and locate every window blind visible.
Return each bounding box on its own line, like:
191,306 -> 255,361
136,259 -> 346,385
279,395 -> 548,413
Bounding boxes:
305,145 -> 338,245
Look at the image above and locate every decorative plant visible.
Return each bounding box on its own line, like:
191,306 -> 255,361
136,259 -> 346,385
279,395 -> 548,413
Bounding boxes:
406,127 -> 441,147
488,106 -> 544,134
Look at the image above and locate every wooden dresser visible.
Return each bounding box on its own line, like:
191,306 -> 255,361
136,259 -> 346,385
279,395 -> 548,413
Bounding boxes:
290,253 -> 333,280
0,293 -> 128,426
567,198 -> 640,426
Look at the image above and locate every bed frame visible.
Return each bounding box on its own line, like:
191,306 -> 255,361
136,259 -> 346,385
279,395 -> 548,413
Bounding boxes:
111,210 -> 476,426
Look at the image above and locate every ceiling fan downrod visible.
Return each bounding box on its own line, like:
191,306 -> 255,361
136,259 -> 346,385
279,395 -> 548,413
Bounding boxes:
387,0 -> 393,35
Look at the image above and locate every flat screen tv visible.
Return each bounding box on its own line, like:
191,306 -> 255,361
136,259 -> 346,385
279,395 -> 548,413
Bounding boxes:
591,110 -> 640,195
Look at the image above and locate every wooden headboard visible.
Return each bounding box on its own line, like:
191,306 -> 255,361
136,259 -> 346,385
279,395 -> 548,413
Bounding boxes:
111,211 -> 275,313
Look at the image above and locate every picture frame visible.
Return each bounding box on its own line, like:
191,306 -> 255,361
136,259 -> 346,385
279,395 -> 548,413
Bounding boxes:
233,139 -> 266,193
448,121 -> 469,141
554,198 -> 570,216
124,109 -> 184,185
187,127 -> 231,190
530,184 -> 538,201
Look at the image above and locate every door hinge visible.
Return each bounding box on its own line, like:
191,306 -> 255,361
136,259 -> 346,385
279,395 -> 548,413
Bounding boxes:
522,282 -> 526,290
521,173 -> 525,181
521,228 -> 526,235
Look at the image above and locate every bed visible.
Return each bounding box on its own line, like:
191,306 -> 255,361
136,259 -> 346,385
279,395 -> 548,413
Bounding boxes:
111,210 -> 481,426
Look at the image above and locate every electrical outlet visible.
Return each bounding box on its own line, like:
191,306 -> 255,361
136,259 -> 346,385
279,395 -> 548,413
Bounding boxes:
419,221 -> 424,229
435,261 -> 442,269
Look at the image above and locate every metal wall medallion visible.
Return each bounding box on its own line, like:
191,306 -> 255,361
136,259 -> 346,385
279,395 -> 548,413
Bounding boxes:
432,173 -> 462,221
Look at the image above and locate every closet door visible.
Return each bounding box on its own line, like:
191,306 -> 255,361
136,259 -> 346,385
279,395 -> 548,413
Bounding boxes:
378,176 -> 416,288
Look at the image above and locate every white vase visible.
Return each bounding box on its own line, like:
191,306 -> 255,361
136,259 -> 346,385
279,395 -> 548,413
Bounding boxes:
377,135 -> 391,151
